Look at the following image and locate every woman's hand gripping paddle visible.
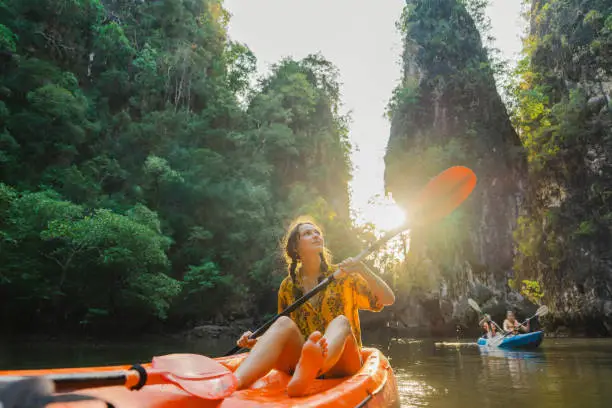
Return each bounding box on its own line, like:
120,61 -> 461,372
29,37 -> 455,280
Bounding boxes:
225,166 -> 478,356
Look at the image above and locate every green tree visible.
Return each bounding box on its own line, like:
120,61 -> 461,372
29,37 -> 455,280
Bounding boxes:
0,0 -> 364,335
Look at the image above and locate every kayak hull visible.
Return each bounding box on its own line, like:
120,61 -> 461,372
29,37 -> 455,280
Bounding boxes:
0,347 -> 399,408
477,331 -> 544,349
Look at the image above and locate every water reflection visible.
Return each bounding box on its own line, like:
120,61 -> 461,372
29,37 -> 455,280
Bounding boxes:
2,335 -> 612,407
371,335 -> 612,408
476,346 -> 545,401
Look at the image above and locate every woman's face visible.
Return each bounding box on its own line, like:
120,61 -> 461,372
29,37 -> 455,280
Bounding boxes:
296,223 -> 324,258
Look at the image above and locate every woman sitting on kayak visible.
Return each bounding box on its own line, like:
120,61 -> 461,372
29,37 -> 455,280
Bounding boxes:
233,216 -> 395,397
503,310 -> 529,334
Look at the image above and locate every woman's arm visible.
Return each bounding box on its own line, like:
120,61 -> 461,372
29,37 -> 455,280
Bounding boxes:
356,262 -> 395,306
338,258 -> 395,306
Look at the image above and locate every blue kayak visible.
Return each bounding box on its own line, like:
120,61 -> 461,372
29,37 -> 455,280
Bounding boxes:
477,331 -> 544,349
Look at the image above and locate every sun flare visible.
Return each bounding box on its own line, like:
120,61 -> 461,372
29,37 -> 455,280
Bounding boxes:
360,195 -> 407,232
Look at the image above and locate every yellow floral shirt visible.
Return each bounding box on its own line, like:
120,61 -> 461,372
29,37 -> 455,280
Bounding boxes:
277,264 -> 384,348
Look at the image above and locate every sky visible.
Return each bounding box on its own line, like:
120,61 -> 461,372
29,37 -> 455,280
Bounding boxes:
223,0 -> 526,231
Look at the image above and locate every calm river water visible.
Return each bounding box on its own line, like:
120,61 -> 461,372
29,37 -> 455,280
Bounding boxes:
1,333 -> 611,407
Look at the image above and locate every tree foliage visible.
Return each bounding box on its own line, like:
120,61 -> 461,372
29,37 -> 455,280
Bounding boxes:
0,0 -> 362,334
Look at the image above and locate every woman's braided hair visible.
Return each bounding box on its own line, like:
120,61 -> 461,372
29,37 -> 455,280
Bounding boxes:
284,216 -> 331,299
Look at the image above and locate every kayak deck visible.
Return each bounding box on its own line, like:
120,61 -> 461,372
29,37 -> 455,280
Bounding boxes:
477,331 -> 544,349
0,347 -> 399,408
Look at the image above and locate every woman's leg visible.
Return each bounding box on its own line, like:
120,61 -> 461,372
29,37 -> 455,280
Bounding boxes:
234,316 -> 305,390
319,315 -> 362,377
287,315 -> 361,397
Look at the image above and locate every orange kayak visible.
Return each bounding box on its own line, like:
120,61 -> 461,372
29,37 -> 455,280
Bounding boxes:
0,347 -> 399,407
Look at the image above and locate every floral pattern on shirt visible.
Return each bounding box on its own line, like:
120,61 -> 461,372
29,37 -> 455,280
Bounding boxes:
277,264 -> 384,348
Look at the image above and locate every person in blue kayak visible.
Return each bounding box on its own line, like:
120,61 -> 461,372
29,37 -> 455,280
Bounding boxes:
503,310 -> 529,334
232,216 -> 395,397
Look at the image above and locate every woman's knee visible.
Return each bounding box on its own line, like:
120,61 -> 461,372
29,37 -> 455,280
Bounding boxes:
273,316 -> 301,336
330,315 -> 351,333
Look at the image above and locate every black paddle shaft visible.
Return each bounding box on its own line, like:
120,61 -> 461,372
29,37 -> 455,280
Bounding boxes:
0,372 -> 127,393
0,366 -> 147,393
224,275 -> 334,356
51,372 -> 129,392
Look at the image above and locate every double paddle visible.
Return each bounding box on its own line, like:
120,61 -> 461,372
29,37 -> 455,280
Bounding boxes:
0,166 -> 477,402
225,165 -> 477,356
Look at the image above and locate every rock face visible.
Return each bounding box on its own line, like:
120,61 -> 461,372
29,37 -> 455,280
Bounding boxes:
382,0 -> 529,333
511,0 -> 612,336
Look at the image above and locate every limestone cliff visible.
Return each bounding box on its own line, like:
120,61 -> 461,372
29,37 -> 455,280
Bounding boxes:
511,0 -> 612,336
380,0 -> 529,334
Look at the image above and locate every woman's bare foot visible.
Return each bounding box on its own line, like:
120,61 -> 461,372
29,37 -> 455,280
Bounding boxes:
287,331 -> 328,397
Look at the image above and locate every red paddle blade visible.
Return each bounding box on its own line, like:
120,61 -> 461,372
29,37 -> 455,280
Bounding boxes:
411,166 -> 477,225
152,353 -> 237,400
